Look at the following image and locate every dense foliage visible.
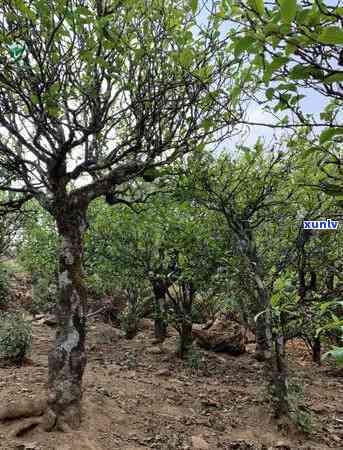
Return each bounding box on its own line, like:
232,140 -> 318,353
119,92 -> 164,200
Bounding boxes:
0,312 -> 32,365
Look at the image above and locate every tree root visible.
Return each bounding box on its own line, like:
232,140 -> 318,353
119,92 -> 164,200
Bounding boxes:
0,397 -> 47,421
11,417 -> 42,437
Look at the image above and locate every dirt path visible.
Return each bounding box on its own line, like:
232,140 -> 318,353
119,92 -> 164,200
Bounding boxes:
0,320 -> 342,450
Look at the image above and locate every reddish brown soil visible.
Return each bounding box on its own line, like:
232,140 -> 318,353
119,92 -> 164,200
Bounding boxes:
0,319 -> 342,450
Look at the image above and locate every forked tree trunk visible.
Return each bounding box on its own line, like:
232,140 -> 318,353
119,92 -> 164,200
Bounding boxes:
44,208 -> 88,431
152,278 -> 167,343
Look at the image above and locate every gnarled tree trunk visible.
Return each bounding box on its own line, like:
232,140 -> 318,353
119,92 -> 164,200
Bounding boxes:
44,207 -> 88,431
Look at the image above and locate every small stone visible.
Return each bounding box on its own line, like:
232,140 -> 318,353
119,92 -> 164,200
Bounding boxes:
275,440 -> 291,449
108,365 -> 120,376
25,445 -> 37,450
43,314 -> 57,326
96,387 -> 111,397
147,346 -> 163,354
33,314 -> 45,320
191,435 -> 209,449
156,368 -> 171,377
15,444 -> 37,450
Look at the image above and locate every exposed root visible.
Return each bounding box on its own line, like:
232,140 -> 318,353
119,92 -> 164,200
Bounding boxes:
41,408 -> 57,431
0,397 -> 47,421
11,417 -> 42,437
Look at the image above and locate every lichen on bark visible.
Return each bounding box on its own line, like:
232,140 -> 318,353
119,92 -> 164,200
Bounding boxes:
44,206 -> 88,431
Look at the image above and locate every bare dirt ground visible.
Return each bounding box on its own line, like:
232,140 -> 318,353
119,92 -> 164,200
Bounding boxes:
0,317 -> 342,450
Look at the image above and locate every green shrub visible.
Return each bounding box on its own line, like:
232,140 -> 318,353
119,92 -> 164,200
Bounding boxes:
185,348 -> 205,372
0,264 -> 9,309
119,307 -> 140,339
288,377 -> 313,433
0,312 -> 32,365
119,290 -> 145,339
190,301 -> 206,324
29,275 -> 56,315
322,346 -> 343,367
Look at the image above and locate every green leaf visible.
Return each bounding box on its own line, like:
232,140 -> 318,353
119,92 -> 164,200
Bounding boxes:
320,181 -> 343,196
234,36 -> 255,56
270,56 -> 289,72
265,23 -> 280,34
319,27 -> 343,45
277,83 -> 297,91
264,56 -> 288,80
47,106 -> 60,118
266,88 -> 274,100
249,0 -> 264,16
179,48 -> 193,67
201,118 -> 213,131
190,0 -> 198,14
30,95 -> 39,106
14,0 -> 36,20
289,64 -> 312,80
324,72 -> 343,84
319,127 -> 343,144
280,0 -> 297,23
193,65 -> 213,81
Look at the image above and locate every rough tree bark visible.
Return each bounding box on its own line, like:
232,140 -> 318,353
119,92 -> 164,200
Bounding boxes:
269,334 -> 290,418
179,318 -> 193,358
125,288 -> 140,339
253,272 -> 273,362
152,278 -> 168,343
177,282 -> 195,359
43,205 -> 88,431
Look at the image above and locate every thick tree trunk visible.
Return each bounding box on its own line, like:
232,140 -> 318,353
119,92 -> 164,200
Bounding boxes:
44,209 -> 88,431
178,318 -> 193,358
152,279 -> 167,343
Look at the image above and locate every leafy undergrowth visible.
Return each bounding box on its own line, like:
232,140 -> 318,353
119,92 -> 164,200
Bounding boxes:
0,319 -> 342,450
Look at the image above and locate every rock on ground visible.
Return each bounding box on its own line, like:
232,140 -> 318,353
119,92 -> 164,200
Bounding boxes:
192,318 -> 246,355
